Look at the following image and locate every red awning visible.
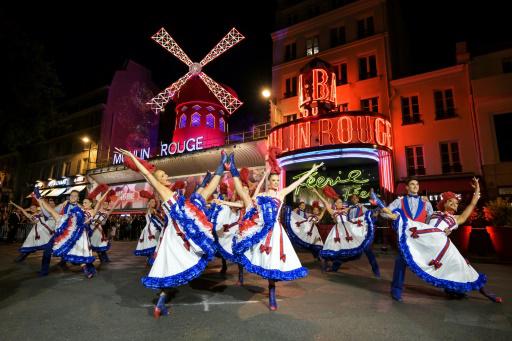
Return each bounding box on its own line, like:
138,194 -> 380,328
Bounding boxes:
395,176 -> 474,195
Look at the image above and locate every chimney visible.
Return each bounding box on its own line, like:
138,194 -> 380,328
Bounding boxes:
456,41 -> 470,64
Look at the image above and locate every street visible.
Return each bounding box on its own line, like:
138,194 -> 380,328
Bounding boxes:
0,242 -> 511,340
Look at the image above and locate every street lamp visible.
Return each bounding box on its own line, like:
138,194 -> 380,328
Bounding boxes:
81,136 -> 92,172
261,88 -> 279,127
261,88 -> 271,99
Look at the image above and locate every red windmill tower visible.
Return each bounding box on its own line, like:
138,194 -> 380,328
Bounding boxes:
147,28 -> 245,149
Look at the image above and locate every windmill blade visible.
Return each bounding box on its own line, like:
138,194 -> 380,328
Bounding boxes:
199,28 -> 245,67
147,72 -> 192,114
198,72 -> 243,114
152,28 -> 193,67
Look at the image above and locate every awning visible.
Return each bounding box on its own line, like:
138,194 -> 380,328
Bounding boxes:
89,140 -> 267,185
45,188 -> 68,197
25,189 -> 52,198
395,175 -> 475,195
64,185 -> 87,194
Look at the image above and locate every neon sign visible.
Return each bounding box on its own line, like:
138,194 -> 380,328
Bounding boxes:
113,147 -> 151,165
298,66 -> 337,118
292,169 -> 371,200
268,113 -> 393,153
160,136 -> 204,156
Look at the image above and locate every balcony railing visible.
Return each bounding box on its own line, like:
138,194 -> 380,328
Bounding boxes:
93,122 -> 271,169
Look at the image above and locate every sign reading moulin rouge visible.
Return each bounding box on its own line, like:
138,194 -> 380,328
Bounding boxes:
112,136 -> 204,165
268,112 -> 393,154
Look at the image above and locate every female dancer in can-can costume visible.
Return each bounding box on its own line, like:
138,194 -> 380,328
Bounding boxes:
82,188 -> 111,265
90,193 -> 119,263
229,151 -> 323,311
115,147 -> 225,318
374,178 -> 502,303
134,195 -> 165,263
34,188 -> 97,278
210,168 -> 269,285
10,200 -> 55,261
315,187 -> 379,276
284,200 -> 325,259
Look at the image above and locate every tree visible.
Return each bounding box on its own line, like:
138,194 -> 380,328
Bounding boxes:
0,13 -> 63,154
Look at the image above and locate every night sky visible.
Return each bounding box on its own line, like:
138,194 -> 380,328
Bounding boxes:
1,0 -> 510,131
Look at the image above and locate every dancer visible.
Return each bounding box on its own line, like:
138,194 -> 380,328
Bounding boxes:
11,199 -> 55,262
378,177 -> 433,301
315,188 -> 379,276
293,201 -> 307,219
134,195 -> 164,264
374,177 -> 501,303
115,147 -> 225,318
211,168 -> 269,285
229,150 -> 322,311
34,189 -> 96,278
284,200 -> 325,259
90,193 -> 118,263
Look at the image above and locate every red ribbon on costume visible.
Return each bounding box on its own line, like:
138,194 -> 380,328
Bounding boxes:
223,221 -> 238,232
343,224 -> 353,242
307,216 -> 318,236
172,220 -> 190,251
260,228 -> 273,254
409,227 -> 443,239
279,224 -> 286,262
429,239 -> 451,270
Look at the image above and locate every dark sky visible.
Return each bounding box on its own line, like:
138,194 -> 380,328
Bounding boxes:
2,0 -> 510,130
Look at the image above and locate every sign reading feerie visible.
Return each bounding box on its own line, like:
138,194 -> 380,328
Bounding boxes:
268,113 -> 393,153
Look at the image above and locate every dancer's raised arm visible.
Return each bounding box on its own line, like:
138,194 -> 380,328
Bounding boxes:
279,163 -> 323,198
9,202 -> 33,220
252,169 -> 270,200
92,190 -> 110,216
115,148 -> 173,202
311,188 -> 334,216
35,198 -> 60,221
456,177 -> 480,225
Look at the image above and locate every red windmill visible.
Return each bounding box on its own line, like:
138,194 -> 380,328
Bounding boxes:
147,28 -> 245,148
147,28 -> 244,114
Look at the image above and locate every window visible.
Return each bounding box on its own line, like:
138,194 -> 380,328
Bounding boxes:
63,161 -> 71,176
405,146 -> 426,176
358,55 -> 377,80
206,114 -> 215,128
285,43 -> 297,61
502,57 -> 512,73
401,96 -> 421,124
434,89 -> 456,119
284,77 -> 297,98
334,63 -> 348,85
287,13 -> 298,26
191,113 -> 201,127
440,141 -> 462,173
179,114 -> 187,128
493,112 -> 512,161
81,158 -> 88,174
330,26 -> 346,47
306,36 -> 319,56
286,114 -> 297,122
357,16 -> 375,39
219,118 -> 226,132
76,159 -> 82,175
192,105 -> 202,111
361,97 -> 379,112
339,103 -> 349,112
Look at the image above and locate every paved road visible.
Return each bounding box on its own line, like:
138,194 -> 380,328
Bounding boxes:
0,242 -> 510,340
